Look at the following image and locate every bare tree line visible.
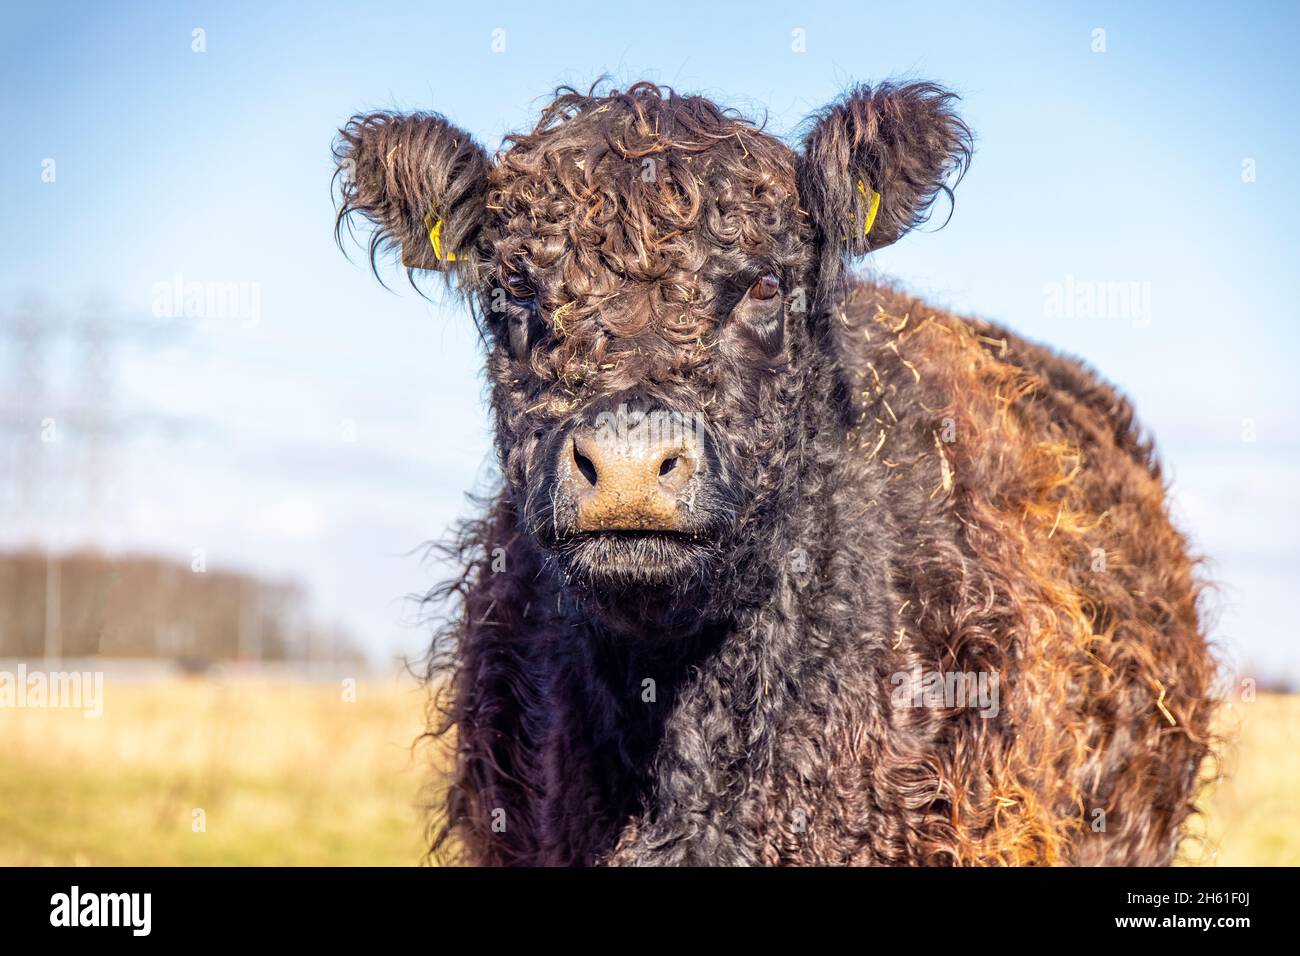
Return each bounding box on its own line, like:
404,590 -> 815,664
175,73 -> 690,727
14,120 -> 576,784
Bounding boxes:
0,548 -> 363,666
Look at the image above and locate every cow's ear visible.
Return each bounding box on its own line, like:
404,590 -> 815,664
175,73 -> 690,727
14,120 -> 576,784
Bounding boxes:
798,82 -> 971,285
333,111 -> 491,281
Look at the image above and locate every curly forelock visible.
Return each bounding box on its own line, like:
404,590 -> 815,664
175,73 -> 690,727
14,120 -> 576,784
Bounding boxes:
486,83 -> 805,382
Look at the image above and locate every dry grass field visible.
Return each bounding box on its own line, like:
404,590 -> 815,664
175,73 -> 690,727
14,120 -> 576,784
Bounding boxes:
0,674 -> 431,865
0,675 -> 1295,866
1187,692 -> 1300,866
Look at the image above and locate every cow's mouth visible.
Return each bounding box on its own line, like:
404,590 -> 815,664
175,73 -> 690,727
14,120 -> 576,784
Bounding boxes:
554,529 -> 719,590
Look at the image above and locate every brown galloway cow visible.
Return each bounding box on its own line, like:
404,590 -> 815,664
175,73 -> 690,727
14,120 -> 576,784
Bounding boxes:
333,81 -> 1218,865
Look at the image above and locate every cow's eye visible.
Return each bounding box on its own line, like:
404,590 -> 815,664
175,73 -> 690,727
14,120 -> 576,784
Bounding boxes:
748,274 -> 780,301
504,274 -> 534,300
728,271 -> 785,355
495,273 -> 541,360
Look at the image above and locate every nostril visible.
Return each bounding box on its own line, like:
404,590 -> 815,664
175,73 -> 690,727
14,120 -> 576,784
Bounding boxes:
658,456 -> 679,477
572,444 -> 598,487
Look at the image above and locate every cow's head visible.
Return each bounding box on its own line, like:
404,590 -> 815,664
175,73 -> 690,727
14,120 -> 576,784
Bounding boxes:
334,82 -> 969,624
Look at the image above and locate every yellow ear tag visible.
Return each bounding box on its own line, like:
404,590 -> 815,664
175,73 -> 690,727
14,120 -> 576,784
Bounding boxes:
423,212 -> 457,263
857,179 -> 881,237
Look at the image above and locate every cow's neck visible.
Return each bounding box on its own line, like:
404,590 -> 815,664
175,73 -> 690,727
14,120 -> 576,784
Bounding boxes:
551,460 -> 861,863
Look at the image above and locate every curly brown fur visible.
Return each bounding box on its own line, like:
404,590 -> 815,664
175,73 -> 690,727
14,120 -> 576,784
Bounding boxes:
333,80 -> 1218,866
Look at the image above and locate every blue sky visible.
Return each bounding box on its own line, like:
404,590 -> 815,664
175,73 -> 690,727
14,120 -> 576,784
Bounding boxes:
2,1 -> 1297,679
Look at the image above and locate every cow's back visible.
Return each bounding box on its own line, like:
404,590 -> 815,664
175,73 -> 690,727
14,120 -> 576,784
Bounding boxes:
828,280 -> 1217,864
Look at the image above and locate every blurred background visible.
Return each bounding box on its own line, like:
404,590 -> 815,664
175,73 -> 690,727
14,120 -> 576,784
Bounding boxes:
1,0 -> 1296,864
